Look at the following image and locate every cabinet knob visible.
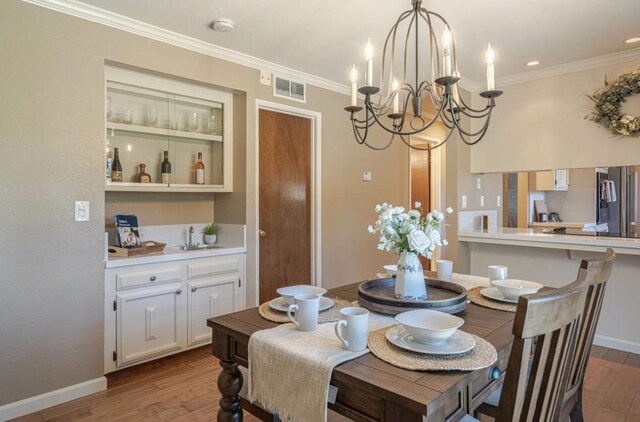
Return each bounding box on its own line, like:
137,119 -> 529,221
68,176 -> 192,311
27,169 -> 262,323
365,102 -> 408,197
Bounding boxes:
489,366 -> 502,380
149,276 -> 157,281
259,229 -> 266,237
191,286 -> 197,292
176,289 -> 182,295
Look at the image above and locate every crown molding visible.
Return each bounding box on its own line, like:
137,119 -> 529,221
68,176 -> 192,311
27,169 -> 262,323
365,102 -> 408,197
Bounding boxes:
20,0 -> 353,97
21,0 -> 640,97
466,47 -> 640,92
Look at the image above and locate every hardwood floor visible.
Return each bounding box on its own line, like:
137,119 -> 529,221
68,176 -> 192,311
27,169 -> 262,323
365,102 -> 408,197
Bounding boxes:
11,345 -> 640,421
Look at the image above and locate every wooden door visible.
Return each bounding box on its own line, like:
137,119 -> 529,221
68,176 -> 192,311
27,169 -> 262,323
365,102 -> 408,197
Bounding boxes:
410,147 -> 430,269
259,109 -> 312,303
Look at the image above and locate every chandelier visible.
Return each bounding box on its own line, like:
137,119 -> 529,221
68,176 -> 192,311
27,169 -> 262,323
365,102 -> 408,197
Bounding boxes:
345,0 -> 502,151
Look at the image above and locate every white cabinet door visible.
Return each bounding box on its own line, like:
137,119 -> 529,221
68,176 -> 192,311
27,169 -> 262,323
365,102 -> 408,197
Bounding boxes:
116,283 -> 185,367
554,169 -> 570,190
188,273 -> 240,346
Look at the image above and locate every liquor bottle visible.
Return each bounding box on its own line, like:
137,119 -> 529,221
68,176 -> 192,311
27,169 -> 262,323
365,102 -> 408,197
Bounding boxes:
161,151 -> 171,184
195,152 -> 205,185
111,147 -> 123,182
137,164 -> 151,183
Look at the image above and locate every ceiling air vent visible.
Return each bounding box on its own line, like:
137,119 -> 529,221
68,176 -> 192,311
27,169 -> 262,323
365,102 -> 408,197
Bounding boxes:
273,75 -> 306,103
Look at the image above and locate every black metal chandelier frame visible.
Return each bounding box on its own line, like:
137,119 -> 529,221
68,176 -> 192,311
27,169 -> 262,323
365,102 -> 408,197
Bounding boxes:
345,0 -> 502,151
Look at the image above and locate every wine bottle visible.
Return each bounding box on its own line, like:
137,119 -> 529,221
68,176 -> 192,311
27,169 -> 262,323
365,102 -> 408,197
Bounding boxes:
161,151 -> 171,184
111,147 -> 123,182
106,154 -> 112,182
195,152 -> 205,185
137,163 -> 151,183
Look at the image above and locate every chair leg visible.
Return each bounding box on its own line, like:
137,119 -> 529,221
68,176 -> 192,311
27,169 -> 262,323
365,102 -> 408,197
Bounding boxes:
569,383 -> 584,422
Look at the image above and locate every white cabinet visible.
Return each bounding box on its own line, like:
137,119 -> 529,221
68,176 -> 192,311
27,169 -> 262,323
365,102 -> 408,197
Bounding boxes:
116,283 -> 185,366
529,169 -> 570,191
105,253 -> 245,373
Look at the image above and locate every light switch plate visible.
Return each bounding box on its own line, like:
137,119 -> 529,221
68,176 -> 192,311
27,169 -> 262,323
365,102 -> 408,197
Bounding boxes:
462,195 -> 467,209
75,201 -> 90,221
480,195 -> 485,207
497,195 -> 501,207
362,171 -> 372,181
260,70 -> 272,86
476,177 -> 482,190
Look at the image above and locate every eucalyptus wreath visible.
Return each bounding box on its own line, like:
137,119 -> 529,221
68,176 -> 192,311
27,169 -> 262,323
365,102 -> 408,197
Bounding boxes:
586,68 -> 640,137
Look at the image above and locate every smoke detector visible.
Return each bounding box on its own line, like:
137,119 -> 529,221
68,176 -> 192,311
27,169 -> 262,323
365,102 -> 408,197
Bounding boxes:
211,18 -> 234,32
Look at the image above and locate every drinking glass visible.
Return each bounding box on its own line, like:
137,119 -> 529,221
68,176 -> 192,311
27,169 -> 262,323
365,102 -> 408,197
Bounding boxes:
208,112 -> 217,135
147,106 -> 158,126
106,97 -> 112,120
123,110 -> 133,124
187,112 -> 199,132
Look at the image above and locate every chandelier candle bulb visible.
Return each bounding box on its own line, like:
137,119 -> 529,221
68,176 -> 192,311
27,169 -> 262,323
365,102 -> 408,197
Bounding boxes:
364,38 -> 374,86
442,27 -> 453,77
350,65 -> 359,106
485,43 -> 495,91
392,78 -> 400,114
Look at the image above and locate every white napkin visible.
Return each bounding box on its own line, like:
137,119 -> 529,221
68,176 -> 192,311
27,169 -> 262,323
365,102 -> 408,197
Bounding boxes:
247,311 -> 395,422
451,273 -> 490,290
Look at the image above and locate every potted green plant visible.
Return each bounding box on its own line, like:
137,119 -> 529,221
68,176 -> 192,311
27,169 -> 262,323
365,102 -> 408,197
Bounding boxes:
202,223 -> 218,244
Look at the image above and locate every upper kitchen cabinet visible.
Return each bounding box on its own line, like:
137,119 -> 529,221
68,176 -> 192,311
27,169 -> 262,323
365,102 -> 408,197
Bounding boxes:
105,66 -> 233,192
529,169 -> 570,191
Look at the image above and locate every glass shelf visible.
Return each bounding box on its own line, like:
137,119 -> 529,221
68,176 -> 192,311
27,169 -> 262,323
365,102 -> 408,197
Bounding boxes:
107,122 -> 223,142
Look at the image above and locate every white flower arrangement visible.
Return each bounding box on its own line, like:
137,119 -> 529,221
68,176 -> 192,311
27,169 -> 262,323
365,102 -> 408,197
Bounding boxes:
368,202 -> 453,259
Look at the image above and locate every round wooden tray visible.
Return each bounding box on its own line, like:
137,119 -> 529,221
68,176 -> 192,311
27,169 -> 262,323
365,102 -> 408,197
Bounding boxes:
358,277 -> 467,315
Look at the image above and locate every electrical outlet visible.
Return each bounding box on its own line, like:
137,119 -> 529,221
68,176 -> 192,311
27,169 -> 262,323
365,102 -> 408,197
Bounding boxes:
480,195 -> 485,207
75,201 -> 90,221
362,171 -> 372,181
497,195 -> 501,207
260,70 -> 272,86
476,177 -> 482,190
462,195 -> 467,209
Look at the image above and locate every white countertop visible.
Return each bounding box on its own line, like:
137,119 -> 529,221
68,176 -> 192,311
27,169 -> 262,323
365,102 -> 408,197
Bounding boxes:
458,228 -> 640,255
105,245 -> 246,268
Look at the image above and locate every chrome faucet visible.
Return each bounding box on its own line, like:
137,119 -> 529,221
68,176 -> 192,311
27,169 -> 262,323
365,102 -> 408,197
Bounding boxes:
179,226 -> 200,250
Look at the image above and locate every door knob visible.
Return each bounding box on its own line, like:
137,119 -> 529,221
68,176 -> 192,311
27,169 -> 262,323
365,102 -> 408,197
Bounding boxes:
259,230 -> 266,237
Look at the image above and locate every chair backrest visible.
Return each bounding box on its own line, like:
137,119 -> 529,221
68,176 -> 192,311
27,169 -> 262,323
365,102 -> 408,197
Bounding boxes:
565,248 -> 616,399
496,272 -> 589,422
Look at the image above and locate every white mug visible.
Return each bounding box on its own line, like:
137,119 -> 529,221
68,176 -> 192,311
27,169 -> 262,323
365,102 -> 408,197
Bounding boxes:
334,307 -> 369,352
488,265 -> 508,282
436,260 -> 453,281
287,294 -> 319,332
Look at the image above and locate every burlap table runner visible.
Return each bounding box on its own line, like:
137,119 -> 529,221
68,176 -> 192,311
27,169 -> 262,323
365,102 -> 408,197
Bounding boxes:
258,298 -> 352,323
367,326 -> 497,371
467,286 -> 517,312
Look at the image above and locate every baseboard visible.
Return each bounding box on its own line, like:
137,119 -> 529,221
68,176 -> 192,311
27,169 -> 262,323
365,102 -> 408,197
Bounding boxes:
594,334 -> 640,354
0,376 -> 107,421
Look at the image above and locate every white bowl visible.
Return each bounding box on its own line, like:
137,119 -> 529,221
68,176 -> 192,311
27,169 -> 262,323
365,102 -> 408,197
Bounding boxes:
395,309 -> 464,345
491,279 -> 544,301
277,285 -> 327,305
383,265 -> 398,277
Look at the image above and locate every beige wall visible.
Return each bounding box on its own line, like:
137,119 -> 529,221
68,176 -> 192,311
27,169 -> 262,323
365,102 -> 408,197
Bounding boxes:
470,58 -> 640,173
544,168 -> 596,223
105,192 -> 215,226
0,0 -> 409,406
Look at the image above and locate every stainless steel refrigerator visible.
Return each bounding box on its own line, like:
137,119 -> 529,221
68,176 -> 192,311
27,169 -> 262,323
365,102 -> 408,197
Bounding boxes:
596,166 -> 639,237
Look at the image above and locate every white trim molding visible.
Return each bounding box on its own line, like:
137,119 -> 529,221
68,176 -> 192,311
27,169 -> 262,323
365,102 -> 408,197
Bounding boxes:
253,100 -> 322,304
594,334 -> 640,355
0,377 -> 107,421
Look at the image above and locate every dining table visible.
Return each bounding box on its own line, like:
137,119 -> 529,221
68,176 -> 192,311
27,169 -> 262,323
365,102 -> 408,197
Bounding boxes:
207,274 -> 516,422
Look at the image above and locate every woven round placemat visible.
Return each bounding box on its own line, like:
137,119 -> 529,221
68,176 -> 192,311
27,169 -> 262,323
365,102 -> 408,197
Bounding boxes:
258,298 -> 352,324
467,286 -> 517,313
367,326 -> 497,371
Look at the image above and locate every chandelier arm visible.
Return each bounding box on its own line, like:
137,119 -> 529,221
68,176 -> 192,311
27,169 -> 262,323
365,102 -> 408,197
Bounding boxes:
455,106 -> 492,119
458,123 -> 491,146
419,9 -> 441,95
363,133 -> 396,151
401,11 -> 417,86
452,107 -> 493,138
457,95 -> 493,113
365,97 -> 447,136
379,9 -> 413,105
397,125 -> 456,151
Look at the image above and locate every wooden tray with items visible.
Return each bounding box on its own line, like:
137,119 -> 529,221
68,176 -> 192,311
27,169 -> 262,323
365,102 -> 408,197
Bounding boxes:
108,241 -> 166,258
358,277 -> 467,315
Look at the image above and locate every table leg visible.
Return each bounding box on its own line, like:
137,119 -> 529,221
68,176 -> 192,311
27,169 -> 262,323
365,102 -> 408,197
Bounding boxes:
217,359 -> 243,422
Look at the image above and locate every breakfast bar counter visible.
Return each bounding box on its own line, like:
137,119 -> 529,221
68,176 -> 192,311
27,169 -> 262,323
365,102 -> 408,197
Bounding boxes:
208,279 -> 515,422
460,229 -> 640,354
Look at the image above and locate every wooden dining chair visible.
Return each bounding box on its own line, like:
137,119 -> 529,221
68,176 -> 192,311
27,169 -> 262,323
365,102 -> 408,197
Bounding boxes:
473,248 -> 616,421
462,269 -> 589,422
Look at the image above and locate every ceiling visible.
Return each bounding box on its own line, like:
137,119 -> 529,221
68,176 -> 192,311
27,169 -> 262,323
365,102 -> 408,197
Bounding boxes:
77,0 -> 640,86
